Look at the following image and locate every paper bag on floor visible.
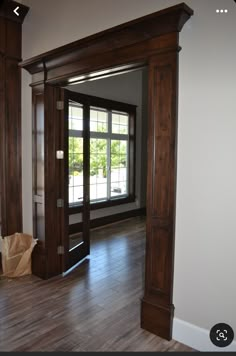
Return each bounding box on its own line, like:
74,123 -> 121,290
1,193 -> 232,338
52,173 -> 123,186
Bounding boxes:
0,233 -> 37,278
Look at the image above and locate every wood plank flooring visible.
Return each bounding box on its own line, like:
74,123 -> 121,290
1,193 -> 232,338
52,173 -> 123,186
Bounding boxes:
0,217 -> 195,352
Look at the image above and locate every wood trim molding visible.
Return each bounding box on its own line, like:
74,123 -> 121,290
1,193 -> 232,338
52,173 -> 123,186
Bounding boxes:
69,208 -> 146,234
20,3 -> 193,85
0,1 -> 29,237
69,196 -> 136,215
141,51 -> 179,340
21,2 -> 193,341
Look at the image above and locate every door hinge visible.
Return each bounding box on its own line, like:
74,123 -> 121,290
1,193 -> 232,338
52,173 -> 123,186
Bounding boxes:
56,150 -> 64,159
57,198 -> 64,208
57,245 -> 65,255
56,101 -> 64,110
33,195 -> 43,204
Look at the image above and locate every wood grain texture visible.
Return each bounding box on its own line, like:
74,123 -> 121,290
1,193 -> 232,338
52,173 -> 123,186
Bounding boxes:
31,85 -> 63,278
0,0 -> 29,237
32,87 -> 45,241
0,54 -> 6,236
44,85 -> 62,277
142,51 -> 179,340
32,85 -> 46,278
20,3 -> 193,77
0,217 -> 196,352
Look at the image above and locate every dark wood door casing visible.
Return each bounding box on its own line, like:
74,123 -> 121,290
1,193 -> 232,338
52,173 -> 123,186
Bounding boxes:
0,1 -> 29,237
31,84 -> 63,279
20,3 -> 193,340
62,89 -> 91,272
141,51 -> 179,339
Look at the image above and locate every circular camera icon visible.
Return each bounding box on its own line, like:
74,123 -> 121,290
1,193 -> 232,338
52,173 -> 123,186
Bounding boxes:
210,323 -> 234,347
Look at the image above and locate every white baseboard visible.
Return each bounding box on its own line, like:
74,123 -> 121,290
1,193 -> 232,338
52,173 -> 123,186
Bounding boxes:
173,318 -> 236,352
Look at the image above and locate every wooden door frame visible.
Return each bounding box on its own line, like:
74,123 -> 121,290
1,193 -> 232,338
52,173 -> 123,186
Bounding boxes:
20,3 -> 193,340
62,89 -> 91,272
0,0 -> 29,237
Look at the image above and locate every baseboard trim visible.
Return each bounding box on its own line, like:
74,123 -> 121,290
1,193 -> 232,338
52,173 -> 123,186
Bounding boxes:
141,298 -> 174,340
173,318 -> 236,352
69,207 -> 146,234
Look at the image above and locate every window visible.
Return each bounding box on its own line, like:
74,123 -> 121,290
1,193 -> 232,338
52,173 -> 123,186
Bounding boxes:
68,93 -> 136,211
68,102 -> 84,206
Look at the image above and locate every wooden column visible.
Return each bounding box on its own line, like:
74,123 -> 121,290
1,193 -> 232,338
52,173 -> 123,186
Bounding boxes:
31,83 -> 63,279
0,0 -> 29,236
141,50 -> 179,340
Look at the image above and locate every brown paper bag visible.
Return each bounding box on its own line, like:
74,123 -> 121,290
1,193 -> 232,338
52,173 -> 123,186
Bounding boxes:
0,233 -> 37,278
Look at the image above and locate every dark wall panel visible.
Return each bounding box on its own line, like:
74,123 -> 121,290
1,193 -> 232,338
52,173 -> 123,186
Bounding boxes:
0,1 -> 29,237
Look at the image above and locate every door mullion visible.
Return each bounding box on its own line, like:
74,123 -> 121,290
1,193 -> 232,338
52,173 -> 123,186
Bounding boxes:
107,111 -> 112,200
83,103 -> 90,252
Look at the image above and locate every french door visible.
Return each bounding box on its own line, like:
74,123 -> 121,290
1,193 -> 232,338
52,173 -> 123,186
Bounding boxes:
61,89 -> 90,272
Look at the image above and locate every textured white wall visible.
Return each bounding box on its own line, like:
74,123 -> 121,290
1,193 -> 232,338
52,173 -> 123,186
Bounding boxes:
174,0 -> 236,339
21,0 -> 236,348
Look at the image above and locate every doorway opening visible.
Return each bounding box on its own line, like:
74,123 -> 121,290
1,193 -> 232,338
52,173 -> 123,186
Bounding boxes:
61,67 -> 148,273
20,3 -> 193,340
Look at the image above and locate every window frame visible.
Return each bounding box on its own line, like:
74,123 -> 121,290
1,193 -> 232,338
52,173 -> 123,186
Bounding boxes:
68,92 -> 136,214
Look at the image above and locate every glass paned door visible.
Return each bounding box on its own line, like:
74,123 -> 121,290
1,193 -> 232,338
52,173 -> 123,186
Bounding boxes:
63,92 -> 90,271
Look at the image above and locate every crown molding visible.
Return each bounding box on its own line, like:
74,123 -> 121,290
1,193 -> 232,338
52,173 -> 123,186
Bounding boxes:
20,3 -> 193,75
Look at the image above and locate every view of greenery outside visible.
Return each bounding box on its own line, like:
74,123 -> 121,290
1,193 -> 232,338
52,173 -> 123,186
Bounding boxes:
69,130 -> 127,178
69,137 -> 83,175
68,105 -> 129,204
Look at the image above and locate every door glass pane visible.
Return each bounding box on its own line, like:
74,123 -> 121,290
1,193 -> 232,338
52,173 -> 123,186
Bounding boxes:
70,231 -> 83,251
68,99 -> 89,260
111,140 -> 128,197
69,138 -> 84,205
112,112 -> 129,134
69,102 -> 83,131
90,138 -> 108,201
90,107 -> 108,133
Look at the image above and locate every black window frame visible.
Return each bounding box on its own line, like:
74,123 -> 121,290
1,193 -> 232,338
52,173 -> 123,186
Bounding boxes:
67,91 -> 136,214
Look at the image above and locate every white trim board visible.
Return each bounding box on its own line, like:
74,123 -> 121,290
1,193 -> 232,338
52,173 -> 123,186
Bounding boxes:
173,318 -> 236,352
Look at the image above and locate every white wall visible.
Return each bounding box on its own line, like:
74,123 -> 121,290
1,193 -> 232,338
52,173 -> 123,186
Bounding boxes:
21,0 -> 236,351
65,69 -> 147,224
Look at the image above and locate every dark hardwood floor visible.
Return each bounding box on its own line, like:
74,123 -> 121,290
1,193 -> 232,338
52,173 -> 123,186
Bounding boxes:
0,217 -> 195,352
